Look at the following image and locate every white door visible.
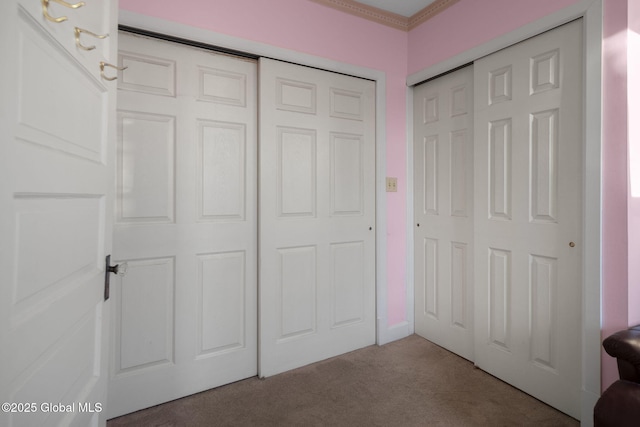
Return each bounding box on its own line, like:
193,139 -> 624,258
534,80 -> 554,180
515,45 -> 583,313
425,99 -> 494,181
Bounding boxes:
259,58 -> 376,376
0,0 -> 117,426
413,66 -> 474,361
108,33 -> 258,418
474,20 -> 583,418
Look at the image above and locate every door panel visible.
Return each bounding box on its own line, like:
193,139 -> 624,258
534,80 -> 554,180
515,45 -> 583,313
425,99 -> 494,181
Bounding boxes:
1,1 -> 116,426
259,58 -> 376,377
109,33 -> 258,418
414,66 -> 474,361
474,20 -> 583,419
115,258 -> 174,375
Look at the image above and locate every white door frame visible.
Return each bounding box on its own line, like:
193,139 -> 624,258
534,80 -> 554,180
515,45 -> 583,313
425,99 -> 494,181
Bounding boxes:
117,11 -> 397,344
406,0 -> 603,422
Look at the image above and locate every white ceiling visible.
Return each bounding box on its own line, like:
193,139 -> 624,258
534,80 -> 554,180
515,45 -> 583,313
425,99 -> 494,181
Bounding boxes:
354,0 -> 437,17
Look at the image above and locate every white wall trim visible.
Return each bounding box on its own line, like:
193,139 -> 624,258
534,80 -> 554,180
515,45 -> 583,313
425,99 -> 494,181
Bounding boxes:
581,1 -> 603,424
381,321 -> 411,344
405,0 -> 602,423
118,10 -> 392,346
405,86 -> 415,336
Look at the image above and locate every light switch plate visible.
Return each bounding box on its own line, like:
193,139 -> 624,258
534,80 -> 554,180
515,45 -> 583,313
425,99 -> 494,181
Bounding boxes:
386,177 -> 397,192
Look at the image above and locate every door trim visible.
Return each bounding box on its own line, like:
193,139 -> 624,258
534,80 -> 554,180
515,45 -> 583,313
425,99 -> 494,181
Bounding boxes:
118,11 -> 394,345
406,0 -> 603,421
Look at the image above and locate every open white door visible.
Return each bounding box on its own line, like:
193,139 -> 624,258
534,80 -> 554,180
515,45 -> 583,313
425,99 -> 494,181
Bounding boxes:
108,33 -> 258,418
413,66 -> 474,361
259,58 -> 376,376
0,0 -> 117,426
473,20 -> 583,419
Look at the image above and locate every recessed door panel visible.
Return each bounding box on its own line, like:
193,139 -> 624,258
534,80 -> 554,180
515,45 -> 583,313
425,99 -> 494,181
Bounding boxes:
118,52 -> 176,96
530,109 -> 559,223
331,133 -> 364,215
198,121 -> 246,221
115,258 -> 175,374
331,241 -> 365,327
199,67 -> 247,106
488,248 -> 511,351
279,246 -> 317,340
198,252 -> 246,356
278,127 -> 317,217
117,112 -> 175,223
450,242 -> 468,328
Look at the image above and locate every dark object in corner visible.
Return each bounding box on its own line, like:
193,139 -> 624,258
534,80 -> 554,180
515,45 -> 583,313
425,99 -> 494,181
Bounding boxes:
594,325 -> 640,426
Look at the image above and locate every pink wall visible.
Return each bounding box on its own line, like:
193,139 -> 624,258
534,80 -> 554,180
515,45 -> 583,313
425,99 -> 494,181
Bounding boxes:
118,0 -> 410,326
407,0 -> 578,74
627,0 -> 640,328
602,0 -> 630,390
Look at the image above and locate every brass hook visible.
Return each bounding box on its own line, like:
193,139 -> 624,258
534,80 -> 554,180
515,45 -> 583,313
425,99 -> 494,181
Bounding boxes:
41,0 -> 66,22
100,62 -> 128,81
41,0 -> 85,23
51,0 -> 85,8
75,27 -> 109,51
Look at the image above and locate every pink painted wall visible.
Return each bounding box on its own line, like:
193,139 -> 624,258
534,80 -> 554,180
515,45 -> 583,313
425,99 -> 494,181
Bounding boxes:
407,0 -> 578,74
627,0 -> 640,328
118,0 -> 410,326
407,0 -> 635,391
602,0 -> 630,390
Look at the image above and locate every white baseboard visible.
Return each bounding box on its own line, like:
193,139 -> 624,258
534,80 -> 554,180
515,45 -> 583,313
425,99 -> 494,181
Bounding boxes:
581,389 -> 600,426
378,321 -> 411,346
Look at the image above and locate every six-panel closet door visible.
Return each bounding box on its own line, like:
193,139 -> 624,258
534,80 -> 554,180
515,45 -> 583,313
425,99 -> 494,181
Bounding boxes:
109,33 -> 259,418
473,19 -> 583,419
413,66 -> 475,362
258,58 -> 377,377
414,19 -> 584,419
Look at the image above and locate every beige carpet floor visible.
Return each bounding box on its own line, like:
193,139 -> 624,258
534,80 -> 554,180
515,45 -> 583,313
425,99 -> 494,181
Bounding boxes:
107,334 -> 579,426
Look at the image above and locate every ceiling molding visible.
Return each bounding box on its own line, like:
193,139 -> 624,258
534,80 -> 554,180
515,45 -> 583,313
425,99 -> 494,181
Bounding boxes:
308,0 -> 459,31
308,0 -> 408,30
408,0 -> 461,30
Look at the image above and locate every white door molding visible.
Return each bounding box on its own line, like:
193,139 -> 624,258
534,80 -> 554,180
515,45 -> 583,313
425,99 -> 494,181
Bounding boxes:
406,0 -> 602,423
117,10 -> 396,345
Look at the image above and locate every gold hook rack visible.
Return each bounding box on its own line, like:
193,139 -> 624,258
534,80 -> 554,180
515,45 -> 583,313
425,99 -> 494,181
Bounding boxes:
75,27 -> 109,51
100,62 -> 128,81
41,0 -> 86,23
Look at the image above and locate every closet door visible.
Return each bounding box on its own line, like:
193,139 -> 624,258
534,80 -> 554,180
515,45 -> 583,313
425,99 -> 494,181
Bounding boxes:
259,58 -> 376,376
109,33 -> 258,418
414,66 -> 474,361
0,1 -> 117,426
473,20 -> 583,419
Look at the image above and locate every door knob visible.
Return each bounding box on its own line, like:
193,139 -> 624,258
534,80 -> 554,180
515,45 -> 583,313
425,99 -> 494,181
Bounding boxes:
104,255 -> 128,301
107,260 -> 128,276
569,242 -> 576,248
